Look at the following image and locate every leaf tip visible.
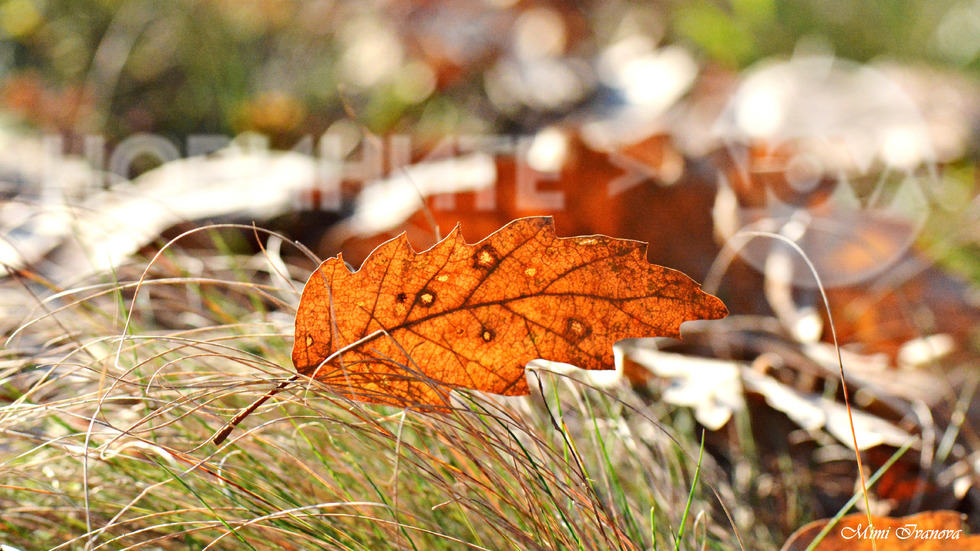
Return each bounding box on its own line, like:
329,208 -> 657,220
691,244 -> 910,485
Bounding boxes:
445,223 -> 462,242
320,254 -> 350,275
703,291 -> 728,320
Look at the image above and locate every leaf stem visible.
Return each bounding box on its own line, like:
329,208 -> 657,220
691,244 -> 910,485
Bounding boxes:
212,376 -> 297,444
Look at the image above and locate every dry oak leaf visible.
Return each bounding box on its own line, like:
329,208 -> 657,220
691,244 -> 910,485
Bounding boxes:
292,216 -> 727,406
781,511 -> 980,551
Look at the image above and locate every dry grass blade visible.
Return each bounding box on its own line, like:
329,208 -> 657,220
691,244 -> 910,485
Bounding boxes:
0,223 -> 752,550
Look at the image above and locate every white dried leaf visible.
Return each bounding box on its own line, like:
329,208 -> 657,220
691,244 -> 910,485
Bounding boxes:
627,347 -> 744,430
628,347 -> 911,449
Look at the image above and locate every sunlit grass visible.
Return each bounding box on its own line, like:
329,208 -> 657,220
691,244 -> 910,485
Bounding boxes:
0,231 -> 757,550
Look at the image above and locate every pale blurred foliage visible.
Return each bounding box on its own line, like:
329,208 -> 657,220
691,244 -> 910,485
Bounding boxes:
0,0 -> 970,146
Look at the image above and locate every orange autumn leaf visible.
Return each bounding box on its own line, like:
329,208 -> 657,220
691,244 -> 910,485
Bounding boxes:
781,511 -> 980,551
292,216 -> 727,406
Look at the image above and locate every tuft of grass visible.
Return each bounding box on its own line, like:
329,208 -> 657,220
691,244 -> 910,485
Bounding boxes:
0,228 -> 758,550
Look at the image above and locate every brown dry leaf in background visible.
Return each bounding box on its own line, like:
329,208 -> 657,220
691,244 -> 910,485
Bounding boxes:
292,216 -> 727,406
328,128 -> 979,361
781,511 -> 980,551
326,131 -> 721,285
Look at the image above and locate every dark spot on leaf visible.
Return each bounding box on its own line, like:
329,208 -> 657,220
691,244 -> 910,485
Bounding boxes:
396,292 -> 408,303
472,244 -> 498,269
481,327 -> 495,342
416,289 -> 436,307
565,318 -> 591,343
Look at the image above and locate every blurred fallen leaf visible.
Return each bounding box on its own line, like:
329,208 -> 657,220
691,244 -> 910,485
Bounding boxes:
0,143 -> 318,282
824,254 -> 980,359
626,346 -> 911,450
744,367 -> 910,451
325,128 -> 721,287
624,347 -> 744,430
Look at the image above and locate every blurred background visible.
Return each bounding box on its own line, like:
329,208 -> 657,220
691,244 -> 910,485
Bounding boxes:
1,0 -> 979,274
1,0 -> 976,140
2,0 -> 979,339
